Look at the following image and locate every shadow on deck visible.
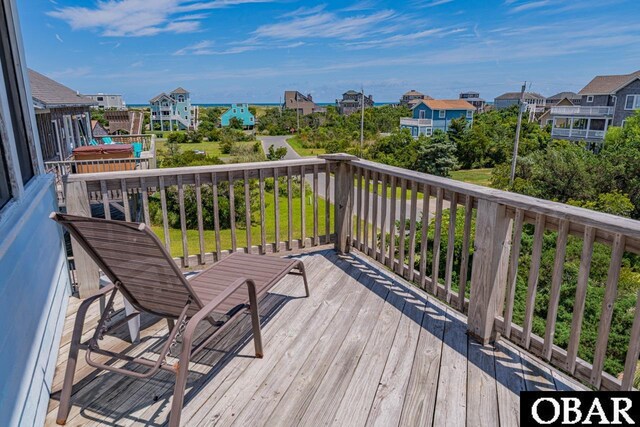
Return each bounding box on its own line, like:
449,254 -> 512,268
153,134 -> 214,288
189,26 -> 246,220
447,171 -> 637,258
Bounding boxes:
47,248 -> 583,427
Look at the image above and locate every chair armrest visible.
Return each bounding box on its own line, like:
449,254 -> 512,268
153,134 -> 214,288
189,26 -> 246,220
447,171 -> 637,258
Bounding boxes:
72,284 -> 116,342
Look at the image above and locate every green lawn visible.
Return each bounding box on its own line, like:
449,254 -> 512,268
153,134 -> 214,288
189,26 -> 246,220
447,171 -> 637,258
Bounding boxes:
450,168 -> 493,187
156,139 -> 223,158
152,191 -> 333,258
287,136 -> 327,157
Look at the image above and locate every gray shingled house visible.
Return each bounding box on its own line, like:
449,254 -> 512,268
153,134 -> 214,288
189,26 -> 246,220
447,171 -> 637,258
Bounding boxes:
548,70 -> 640,142
29,69 -> 96,161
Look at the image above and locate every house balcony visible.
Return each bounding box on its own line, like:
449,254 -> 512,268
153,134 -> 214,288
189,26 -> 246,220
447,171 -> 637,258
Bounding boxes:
551,128 -> 607,140
550,106 -> 614,116
47,156 -> 640,425
400,117 -> 433,127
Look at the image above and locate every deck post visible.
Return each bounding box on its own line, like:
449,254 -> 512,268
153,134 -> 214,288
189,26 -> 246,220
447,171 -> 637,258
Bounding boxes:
467,199 -> 512,344
64,178 -> 100,298
321,153 -> 357,254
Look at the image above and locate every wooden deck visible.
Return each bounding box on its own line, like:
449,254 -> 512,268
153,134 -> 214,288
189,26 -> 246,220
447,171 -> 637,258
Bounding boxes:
46,248 -> 584,427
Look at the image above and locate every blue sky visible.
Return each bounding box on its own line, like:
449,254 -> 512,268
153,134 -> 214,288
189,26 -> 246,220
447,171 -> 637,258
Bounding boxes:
18,0 -> 640,103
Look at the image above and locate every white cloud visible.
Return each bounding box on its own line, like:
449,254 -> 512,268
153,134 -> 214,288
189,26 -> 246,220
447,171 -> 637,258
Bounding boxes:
47,0 -> 275,37
174,39 -> 305,55
252,10 -> 397,41
55,33 -> 63,42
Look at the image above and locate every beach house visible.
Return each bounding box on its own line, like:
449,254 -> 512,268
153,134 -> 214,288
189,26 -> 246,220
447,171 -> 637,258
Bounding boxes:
400,99 -> 475,138
220,103 -> 255,129
149,87 -> 193,131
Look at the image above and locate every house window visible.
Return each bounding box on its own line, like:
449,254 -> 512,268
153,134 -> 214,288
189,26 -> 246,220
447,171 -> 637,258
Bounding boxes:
233,109 -> 237,113
426,128 -> 433,136
0,140 -> 11,208
97,96 -> 104,101
586,95 -> 594,103
439,110 -> 445,118
466,110 -> 473,119
625,95 -> 640,110
419,110 -> 426,119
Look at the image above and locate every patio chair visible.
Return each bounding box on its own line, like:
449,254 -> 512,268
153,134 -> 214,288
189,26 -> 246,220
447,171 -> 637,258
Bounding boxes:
50,212 -> 309,427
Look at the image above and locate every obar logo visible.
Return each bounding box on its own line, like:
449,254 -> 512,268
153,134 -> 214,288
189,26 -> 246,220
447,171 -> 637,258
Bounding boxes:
521,392 -> 639,426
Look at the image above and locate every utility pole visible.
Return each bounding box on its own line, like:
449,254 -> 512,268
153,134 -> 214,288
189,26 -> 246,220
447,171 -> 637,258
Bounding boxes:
510,82 -> 526,186
360,87 -> 365,158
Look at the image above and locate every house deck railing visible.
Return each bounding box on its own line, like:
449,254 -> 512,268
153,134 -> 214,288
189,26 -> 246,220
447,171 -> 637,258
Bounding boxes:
551,128 -> 606,140
400,118 -> 433,127
62,155 -> 640,392
550,106 -> 615,116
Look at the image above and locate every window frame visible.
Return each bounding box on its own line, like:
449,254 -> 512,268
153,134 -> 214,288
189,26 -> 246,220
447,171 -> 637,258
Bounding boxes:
586,95 -> 594,103
438,110 -> 445,119
625,94 -> 640,110
466,110 -> 473,119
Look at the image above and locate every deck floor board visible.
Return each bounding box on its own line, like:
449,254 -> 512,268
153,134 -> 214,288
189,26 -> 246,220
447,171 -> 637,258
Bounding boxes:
47,249 -> 582,427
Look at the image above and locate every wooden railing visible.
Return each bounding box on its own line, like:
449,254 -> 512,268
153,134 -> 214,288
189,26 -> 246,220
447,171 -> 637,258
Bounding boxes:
64,154 -> 640,391
347,158 -> 640,391
64,156 -> 334,294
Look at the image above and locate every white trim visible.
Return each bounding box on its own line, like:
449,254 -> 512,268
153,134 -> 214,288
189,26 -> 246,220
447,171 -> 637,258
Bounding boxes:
625,94 -> 640,110
586,95 -> 594,103
438,110 -> 445,118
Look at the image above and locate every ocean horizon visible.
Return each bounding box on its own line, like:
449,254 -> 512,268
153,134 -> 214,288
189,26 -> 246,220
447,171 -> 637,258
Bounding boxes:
127,102 -> 396,108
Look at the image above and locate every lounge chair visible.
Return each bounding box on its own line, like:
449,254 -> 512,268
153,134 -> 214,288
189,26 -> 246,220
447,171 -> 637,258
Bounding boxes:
50,212 -> 309,427
101,136 -> 113,144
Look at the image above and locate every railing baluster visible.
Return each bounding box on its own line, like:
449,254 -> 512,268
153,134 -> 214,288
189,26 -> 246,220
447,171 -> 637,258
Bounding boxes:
195,174 -> 205,264
542,219 -> 570,360
212,172 -> 221,260
356,167 -> 362,249
274,167 -> 281,252
419,184 -> 431,290
591,233 -> 626,389
228,171 -> 237,252
244,169 -> 252,252
177,175 -> 189,267
158,176 -> 171,252
324,164 -> 330,244
100,180 -> 111,220
387,175 -> 397,269
407,180 -> 418,282
444,192 -> 458,303
431,188 -> 444,295
503,208 -> 525,339
379,174 -> 387,265
120,179 -> 131,222
457,195 -> 473,311
287,166 -> 293,250
140,177 -> 150,225
259,169 -> 266,254
300,165 -> 306,248
522,213 -> 546,349
566,226 -> 595,373
363,169 -> 371,254
370,171 -> 378,258
313,164 -> 319,246
622,290 -> 640,390
397,179 -> 407,276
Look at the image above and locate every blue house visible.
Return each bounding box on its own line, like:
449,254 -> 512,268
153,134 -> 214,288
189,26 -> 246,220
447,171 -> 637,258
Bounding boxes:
400,99 -> 475,138
149,87 -> 193,131
220,103 -> 255,129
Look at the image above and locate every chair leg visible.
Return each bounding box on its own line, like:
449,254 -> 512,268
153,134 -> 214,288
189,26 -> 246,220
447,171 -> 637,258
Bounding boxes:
247,281 -> 263,358
298,261 -> 310,297
56,337 -> 80,425
169,340 -> 191,427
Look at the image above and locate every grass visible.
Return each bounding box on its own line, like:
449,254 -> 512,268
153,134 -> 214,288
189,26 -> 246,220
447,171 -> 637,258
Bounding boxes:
156,139 -> 223,158
450,168 -> 493,187
152,191 -> 333,258
287,136 -> 327,157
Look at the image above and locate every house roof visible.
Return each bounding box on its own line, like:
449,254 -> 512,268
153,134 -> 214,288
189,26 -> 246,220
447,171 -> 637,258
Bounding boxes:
28,69 -> 96,108
417,99 -> 476,110
578,70 -> 640,95
547,91 -> 580,100
402,90 -> 424,97
149,93 -> 173,103
171,87 -> 189,94
344,90 -> 359,95
495,91 -> 545,100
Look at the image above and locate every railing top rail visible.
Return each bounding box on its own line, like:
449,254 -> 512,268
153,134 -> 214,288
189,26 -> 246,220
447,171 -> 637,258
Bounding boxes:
354,158 -> 640,241
65,157 -> 329,183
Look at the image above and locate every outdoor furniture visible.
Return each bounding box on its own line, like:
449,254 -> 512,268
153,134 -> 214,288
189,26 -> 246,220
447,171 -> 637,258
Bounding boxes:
71,144 -> 134,173
101,136 -> 114,144
50,212 -> 309,427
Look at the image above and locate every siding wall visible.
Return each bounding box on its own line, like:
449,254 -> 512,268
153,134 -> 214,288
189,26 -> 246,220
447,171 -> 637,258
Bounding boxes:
0,174 -> 71,426
614,79 -> 640,126
412,104 -> 472,132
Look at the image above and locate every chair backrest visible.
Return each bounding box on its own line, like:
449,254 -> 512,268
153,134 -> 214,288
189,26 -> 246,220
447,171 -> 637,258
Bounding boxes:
102,137 -> 113,144
51,212 -> 204,318
132,142 -> 143,158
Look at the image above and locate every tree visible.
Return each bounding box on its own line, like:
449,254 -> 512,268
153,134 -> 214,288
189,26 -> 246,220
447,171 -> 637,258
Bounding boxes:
414,130 -> 457,177
166,131 -> 188,144
366,129 -> 418,169
228,117 -> 244,130
266,144 -> 287,161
